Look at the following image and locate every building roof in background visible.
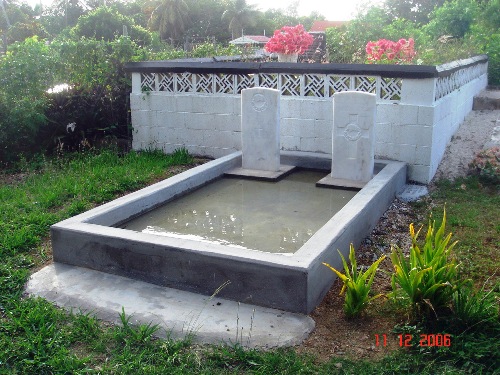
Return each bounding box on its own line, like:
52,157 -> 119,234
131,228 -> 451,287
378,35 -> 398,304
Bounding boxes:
229,35 -> 270,45
309,20 -> 348,32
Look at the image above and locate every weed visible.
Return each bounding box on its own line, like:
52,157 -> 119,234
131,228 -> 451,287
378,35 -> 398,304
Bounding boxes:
389,209 -> 460,317
323,244 -> 386,318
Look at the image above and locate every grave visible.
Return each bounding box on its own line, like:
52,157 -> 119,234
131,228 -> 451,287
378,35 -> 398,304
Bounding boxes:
317,91 -> 376,189
28,85 -> 406,329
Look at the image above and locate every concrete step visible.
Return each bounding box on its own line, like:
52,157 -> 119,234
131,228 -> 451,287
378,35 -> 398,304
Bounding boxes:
473,88 -> 500,110
26,263 -> 315,349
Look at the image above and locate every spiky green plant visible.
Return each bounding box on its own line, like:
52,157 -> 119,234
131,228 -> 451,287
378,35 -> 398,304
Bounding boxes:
323,244 -> 386,318
390,209 -> 460,317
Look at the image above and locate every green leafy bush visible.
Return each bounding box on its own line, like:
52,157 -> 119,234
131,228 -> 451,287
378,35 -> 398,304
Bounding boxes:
468,147 -> 500,185
323,244 -> 385,318
0,37 -> 57,163
390,209 -> 460,317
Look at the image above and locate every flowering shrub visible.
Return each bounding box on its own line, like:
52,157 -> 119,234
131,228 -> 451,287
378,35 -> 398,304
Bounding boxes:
265,24 -> 314,55
365,38 -> 416,64
468,147 -> 500,185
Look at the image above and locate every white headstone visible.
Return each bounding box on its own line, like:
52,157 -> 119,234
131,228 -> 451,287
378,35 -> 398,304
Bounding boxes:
331,91 -> 376,184
241,87 -> 280,172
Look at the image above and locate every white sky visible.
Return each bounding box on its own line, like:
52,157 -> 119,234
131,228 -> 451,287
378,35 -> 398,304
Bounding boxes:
25,0 -> 384,21
248,0 -> 384,21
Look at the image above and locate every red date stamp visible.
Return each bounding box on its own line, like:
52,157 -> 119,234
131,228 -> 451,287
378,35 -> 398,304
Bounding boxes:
375,333 -> 451,347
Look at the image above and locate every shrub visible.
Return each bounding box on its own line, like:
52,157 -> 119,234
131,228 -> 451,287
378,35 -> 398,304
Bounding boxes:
323,244 -> 385,318
389,209 -> 460,317
0,37 -> 56,163
468,147 -> 500,185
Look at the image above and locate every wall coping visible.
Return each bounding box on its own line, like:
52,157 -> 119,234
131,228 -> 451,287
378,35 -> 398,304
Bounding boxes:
125,54 -> 488,79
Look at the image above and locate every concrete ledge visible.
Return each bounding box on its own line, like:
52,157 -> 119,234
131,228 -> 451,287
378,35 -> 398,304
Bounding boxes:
225,165 -> 296,181
26,263 -> 315,349
316,175 -> 366,189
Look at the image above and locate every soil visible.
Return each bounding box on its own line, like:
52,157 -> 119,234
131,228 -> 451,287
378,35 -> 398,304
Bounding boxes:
295,108 -> 500,362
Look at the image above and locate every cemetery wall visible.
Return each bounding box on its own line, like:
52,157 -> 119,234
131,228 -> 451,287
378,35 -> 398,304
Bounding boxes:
127,56 -> 488,183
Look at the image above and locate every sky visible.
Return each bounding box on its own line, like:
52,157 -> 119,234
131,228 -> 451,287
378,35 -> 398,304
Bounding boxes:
24,0 -> 384,21
247,0 -> 384,21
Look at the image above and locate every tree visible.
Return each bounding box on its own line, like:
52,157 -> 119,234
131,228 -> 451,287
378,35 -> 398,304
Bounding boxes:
424,0 -> 480,38
147,0 -> 189,43
221,0 -> 257,39
41,0 -> 87,36
384,0 -> 446,24
70,6 -> 152,45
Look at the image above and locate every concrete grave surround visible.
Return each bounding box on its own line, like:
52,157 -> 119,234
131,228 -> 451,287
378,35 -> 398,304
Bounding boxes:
45,151 -> 406,314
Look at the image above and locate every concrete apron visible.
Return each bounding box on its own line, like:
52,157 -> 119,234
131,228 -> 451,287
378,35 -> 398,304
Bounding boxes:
26,263 -> 315,349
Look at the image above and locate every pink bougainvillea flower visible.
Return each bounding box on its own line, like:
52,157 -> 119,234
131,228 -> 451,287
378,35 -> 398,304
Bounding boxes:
365,38 -> 416,64
265,24 -> 314,55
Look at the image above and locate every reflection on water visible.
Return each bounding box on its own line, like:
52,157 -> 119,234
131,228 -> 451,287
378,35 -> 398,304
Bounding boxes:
120,170 -> 357,254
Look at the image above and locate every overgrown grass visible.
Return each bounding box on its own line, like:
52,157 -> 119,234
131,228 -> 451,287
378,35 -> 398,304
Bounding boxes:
0,150 -> 498,374
426,177 -> 500,291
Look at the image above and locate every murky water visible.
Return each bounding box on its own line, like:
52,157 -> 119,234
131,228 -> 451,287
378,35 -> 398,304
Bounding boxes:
121,170 -> 357,254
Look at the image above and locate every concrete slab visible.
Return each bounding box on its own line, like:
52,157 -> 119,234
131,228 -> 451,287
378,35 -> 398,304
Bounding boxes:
473,89 -> 500,110
397,184 -> 429,202
224,165 -> 295,181
316,175 -> 365,189
26,263 -> 315,349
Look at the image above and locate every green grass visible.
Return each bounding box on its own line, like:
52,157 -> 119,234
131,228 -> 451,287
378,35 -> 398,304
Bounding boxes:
0,150 -> 498,374
426,177 -> 500,290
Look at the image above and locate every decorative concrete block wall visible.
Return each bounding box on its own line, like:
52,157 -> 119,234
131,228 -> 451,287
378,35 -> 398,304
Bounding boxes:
126,56 -> 488,183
